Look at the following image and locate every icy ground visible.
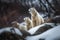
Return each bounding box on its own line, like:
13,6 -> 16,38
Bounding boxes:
25,25 -> 60,40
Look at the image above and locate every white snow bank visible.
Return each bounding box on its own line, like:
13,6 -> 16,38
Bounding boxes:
28,23 -> 55,35
26,25 -> 60,40
0,27 -> 23,36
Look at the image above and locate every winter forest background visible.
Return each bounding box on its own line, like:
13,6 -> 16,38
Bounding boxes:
0,0 -> 60,27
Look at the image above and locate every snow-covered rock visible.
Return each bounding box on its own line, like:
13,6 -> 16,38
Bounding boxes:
28,23 -> 55,35
0,27 -> 31,38
26,25 -> 60,40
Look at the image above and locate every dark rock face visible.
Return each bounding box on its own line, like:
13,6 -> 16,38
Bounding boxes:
45,16 -> 60,26
39,38 -> 45,40
51,16 -> 60,23
0,32 -> 25,40
20,30 -> 31,38
50,16 -> 60,26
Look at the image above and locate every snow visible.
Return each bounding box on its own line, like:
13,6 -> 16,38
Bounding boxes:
26,25 -> 60,40
39,13 -> 46,18
19,22 -> 26,26
0,27 -> 23,36
49,0 -> 52,3
28,23 -> 55,35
